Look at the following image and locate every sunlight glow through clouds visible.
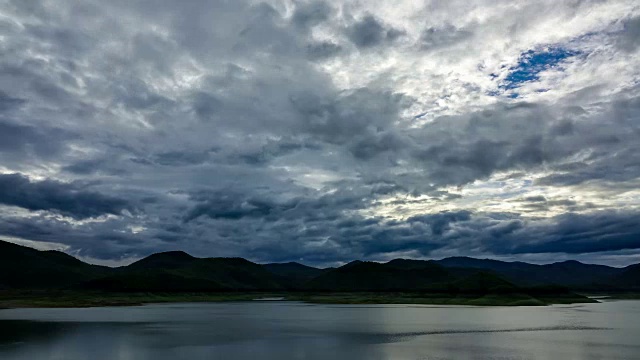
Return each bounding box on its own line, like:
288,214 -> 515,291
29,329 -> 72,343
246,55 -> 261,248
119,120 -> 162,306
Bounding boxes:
363,170 -> 640,221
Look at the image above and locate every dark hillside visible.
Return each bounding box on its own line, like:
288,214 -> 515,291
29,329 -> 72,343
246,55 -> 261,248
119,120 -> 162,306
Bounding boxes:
86,256 -> 284,292
436,257 -> 623,288
306,260 -> 454,291
263,262 -> 327,286
0,240 -> 110,289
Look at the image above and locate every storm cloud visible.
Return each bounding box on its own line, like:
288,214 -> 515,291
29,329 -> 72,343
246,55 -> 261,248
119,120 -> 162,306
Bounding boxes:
0,173 -> 133,219
0,0 -> 639,266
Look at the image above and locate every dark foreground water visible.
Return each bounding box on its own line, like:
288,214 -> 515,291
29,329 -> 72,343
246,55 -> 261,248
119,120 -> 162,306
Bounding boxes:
0,300 -> 639,360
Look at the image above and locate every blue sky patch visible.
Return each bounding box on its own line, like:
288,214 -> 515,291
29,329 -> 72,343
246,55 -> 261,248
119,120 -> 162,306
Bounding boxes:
493,46 -> 581,97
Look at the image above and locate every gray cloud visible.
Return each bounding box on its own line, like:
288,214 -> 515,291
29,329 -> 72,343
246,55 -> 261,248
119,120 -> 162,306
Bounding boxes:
306,41 -> 342,60
419,24 -> 472,49
345,15 -> 404,48
491,211 -> 640,255
0,173 -> 133,219
0,91 -> 25,111
0,121 -> 73,164
617,16 -> 640,52
291,1 -> 333,30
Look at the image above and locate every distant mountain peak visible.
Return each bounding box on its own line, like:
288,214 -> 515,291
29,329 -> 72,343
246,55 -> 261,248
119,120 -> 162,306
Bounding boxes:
128,250 -> 196,269
625,263 -> 640,270
553,260 -> 584,265
386,258 -> 442,270
152,250 -> 195,258
343,260 -> 365,266
265,261 -> 315,269
386,258 -> 423,263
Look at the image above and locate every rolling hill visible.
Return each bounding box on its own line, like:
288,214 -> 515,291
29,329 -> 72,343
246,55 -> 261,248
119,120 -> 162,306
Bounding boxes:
0,240 -> 110,289
435,257 -> 623,289
0,239 -> 638,295
85,253 -> 285,292
613,264 -> 640,289
304,259 -> 510,292
263,262 -> 329,287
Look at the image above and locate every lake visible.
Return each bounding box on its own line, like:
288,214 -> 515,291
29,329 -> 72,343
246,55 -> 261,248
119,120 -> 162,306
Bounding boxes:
0,300 -> 639,359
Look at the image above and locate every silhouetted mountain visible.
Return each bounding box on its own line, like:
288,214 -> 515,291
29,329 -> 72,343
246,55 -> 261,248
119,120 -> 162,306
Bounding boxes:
1,240 -> 639,294
543,260 -> 621,287
0,240 -> 109,289
306,260 -> 481,292
435,257 -> 621,289
263,262 -> 327,286
437,257 -> 535,272
385,258 -> 443,271
613,264 -> 640,289
87,256 -> 284,292
126,251 -> 196,270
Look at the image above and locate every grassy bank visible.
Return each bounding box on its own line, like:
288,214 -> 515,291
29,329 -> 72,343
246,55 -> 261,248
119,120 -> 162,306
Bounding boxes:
0,291 -> 274,308
0,290 -> 597,308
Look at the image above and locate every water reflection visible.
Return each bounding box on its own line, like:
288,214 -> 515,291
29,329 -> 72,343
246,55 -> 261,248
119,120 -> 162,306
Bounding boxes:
1,301 -> 639,360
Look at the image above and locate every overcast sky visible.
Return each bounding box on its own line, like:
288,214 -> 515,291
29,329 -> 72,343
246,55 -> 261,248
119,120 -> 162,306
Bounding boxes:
1,0 -> 639,267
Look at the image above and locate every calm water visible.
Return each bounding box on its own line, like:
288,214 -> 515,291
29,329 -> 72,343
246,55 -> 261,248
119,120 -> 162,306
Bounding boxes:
0,300 -> 639,360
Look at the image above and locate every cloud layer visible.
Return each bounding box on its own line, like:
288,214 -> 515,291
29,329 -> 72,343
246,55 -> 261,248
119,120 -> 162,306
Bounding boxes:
0,0 -> 639,266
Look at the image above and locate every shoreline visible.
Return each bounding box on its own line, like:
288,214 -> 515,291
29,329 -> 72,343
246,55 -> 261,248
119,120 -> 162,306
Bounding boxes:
0,291 -> 599,309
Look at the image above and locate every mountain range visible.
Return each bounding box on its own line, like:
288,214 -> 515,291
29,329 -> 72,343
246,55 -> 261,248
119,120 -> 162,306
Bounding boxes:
1,239 -> 638,293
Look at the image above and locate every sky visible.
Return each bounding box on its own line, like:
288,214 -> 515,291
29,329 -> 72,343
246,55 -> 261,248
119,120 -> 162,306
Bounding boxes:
0,0 -> 639,267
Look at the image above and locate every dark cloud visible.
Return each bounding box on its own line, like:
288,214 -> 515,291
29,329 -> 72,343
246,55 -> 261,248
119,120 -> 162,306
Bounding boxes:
153,151 -> 213,166
0,173 -> 133,219
63,159 -> 109,175
62,158 -> 128,176
348,130 -> 405,160
0,91 -> 25,111
345,15 -> 404,48
184,191 -> 292,222
402,95 -> 640,188
419,24 -> 472,49
534,95 -> 640,187
409,103 -> 559,186
408,211 -> 472,236
306,41 -> 342,60
0,215 -> 150,261
0,121 -> 71,161
232,138 -> 317,165
191,91 -> 223,121
291,1 -> 333,30
290,88 -> 407,148
616,16 -> 640,52
502,211 -> 640,255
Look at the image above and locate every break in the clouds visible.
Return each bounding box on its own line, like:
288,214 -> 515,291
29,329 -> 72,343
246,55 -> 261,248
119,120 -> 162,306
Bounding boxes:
0,0 -> 639,267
